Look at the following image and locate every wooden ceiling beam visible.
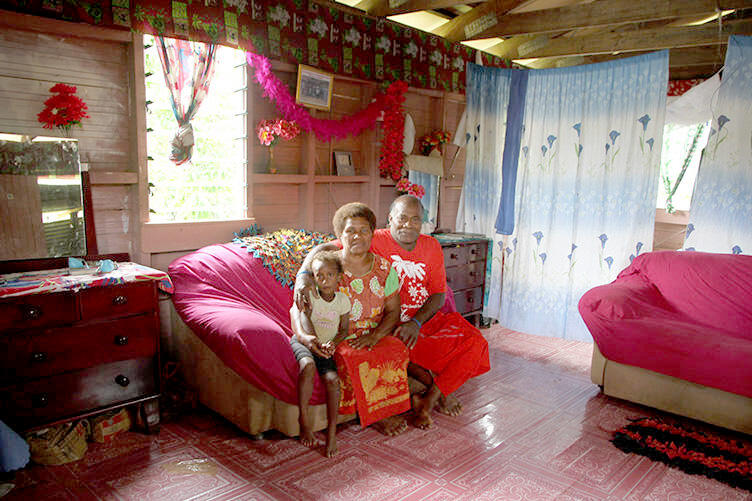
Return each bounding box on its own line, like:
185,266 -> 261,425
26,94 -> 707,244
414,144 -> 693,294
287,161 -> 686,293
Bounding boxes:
371,0 -> 479,17
460,0 -> 750,42
523,45 -> 727,69
434,0 -> 526,41
503,18 -> 751,59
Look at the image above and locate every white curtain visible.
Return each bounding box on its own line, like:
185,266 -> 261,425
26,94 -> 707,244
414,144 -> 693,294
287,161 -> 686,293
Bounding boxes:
684,35 -> 752,255
490,52 -> 668,341
455,65 -> 512,236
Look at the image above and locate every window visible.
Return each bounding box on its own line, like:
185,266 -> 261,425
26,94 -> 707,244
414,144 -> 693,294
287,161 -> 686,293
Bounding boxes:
143,35 -> 247,222
656,122 -> 710,213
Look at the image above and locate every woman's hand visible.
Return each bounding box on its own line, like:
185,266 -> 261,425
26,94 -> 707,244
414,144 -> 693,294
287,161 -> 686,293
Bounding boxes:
293,273 -> 316,313
349,331 -> 382,350
298,333 -> 328,358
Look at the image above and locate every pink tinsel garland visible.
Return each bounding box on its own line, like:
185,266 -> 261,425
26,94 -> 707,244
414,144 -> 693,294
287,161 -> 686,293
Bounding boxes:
245,52 -> 405,147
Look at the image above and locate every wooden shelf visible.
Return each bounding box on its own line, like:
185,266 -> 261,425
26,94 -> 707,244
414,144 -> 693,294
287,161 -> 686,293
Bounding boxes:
253,174 -> 308,184
314,176 -> 370,183
89,171 -> 138,185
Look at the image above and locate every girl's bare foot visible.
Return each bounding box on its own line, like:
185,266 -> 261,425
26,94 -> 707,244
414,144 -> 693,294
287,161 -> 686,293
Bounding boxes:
373,415 -> 408,436
299,427 -> 318,447
325,432 -> 338,457
410,394 -> 433,429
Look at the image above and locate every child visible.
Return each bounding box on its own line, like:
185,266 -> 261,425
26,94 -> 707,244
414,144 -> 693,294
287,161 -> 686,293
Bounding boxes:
289,251 -> 350,457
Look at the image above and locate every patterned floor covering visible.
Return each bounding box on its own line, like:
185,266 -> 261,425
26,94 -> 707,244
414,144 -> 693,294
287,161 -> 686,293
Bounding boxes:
4,326 -> 751,500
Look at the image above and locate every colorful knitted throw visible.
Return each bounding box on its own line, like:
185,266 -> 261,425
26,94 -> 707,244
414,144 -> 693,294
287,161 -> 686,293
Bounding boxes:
612,417 -> 752,492
233,229 -> 335,289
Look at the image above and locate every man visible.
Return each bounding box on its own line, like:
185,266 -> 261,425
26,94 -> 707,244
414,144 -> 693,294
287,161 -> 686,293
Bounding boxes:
295,195 -> 490,429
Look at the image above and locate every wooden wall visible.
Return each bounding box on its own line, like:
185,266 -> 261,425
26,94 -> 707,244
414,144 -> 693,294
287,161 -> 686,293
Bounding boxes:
0,23 -> 136,257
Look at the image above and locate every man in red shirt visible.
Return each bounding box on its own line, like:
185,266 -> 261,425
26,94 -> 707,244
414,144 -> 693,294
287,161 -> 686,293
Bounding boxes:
296,195 -> 490,429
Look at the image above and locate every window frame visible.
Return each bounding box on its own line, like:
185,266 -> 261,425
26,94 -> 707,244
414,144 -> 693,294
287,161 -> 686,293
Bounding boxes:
134,33 -> 255,256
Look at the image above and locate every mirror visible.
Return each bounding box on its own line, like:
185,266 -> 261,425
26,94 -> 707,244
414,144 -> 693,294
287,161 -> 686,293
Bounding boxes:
0,134 -> 88,260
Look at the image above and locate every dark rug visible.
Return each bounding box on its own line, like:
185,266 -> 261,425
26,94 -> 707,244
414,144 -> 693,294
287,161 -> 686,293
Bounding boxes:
612,417 -> 752,492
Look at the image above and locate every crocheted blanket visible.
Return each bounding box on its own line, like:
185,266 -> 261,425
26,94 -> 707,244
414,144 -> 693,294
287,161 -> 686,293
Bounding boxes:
233,229 -> 335,289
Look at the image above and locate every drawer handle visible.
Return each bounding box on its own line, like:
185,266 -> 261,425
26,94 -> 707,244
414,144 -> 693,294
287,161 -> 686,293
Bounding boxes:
32,393 -> 49,408
470,248 -> 478,255
23,305 -> 42,320
467,297 -> 475,303
31,352 -> 47,363
114,335 -> 129,346
450,253 -> 458,260
115,374 -> 130,387
470,272 -> 478,277
112,295 -> 128,306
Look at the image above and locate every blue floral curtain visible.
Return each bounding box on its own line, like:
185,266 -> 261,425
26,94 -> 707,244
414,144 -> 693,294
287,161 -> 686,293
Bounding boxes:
488,52 -> 669,341
684,35 -> 752,255
455,65 -> 512,236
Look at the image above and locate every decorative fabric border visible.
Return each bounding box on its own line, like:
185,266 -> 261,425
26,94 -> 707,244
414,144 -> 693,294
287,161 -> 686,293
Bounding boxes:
0,0 -> 512,93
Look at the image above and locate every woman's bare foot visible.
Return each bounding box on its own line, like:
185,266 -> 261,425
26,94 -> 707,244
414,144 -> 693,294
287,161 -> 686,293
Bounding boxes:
373,415 -> 408,436
410,394 -> 433,429
437,394 -> 463,416
299,427 -> 318,447
325,432 -> 338,457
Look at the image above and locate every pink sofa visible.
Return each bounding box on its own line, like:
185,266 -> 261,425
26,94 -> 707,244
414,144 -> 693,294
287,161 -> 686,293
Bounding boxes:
167,242 -> 456,437
579,250 -> 752,434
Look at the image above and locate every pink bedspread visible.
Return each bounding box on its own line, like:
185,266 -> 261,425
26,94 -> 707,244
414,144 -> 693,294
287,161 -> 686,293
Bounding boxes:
169,242 -> 458,406
579,251 -> 752,398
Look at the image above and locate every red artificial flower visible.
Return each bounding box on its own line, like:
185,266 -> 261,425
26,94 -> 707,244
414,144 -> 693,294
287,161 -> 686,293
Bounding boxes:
37,83 -> 90,131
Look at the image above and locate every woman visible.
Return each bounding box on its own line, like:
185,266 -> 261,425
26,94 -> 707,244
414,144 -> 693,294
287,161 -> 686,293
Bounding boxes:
291,202 -> 410,437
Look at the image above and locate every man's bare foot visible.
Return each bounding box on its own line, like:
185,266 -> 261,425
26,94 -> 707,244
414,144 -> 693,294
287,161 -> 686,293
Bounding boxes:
410,394 -> 433,429
373,415 -> 408,436
325,433 -> 338,457
437,394 -> 463,416
299,427 -> 318,447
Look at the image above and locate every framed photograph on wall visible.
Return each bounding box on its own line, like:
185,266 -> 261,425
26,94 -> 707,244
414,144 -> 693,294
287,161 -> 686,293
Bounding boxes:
333,151 -> 355,176
296,64 -> 333,111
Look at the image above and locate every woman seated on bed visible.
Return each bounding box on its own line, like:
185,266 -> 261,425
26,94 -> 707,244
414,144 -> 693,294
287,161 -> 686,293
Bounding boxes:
290,202 -> 411,437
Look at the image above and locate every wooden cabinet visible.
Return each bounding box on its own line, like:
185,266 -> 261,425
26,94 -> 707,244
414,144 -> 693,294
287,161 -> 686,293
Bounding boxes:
0,280 -> 161,431
435,233 -> 490,326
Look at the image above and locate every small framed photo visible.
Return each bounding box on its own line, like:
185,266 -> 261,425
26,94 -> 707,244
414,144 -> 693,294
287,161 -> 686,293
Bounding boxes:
333,151 -> 355,176
296,64 -> 333,111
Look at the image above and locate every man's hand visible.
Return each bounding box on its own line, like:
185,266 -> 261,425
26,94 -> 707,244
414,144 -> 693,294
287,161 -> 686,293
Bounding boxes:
349,332 -> 382,350
298,333 -> 328,358
293,273 -> 317,314
395,319 -> 420,349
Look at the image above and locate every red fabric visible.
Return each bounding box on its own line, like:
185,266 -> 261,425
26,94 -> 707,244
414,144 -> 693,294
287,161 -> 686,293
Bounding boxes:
579,251 -> 752,398
168,243 -> 329,405
369,229 -> 447,322
334,336 -> 411,427
668,79 -> 704,96
411,311 -> 490,395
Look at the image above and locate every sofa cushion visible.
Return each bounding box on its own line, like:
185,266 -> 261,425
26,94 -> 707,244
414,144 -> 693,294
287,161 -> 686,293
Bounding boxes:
624,251 -> 752,336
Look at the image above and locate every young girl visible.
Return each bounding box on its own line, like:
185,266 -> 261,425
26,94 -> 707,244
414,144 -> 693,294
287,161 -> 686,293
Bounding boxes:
289,251 -> 350,457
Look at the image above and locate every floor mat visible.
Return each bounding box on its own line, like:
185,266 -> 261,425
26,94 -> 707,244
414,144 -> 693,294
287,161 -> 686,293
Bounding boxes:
612,417 -> 752,492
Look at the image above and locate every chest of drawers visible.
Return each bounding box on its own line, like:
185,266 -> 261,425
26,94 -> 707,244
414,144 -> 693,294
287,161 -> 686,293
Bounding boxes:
434,233 -> 490,326
0,280 -> 161,431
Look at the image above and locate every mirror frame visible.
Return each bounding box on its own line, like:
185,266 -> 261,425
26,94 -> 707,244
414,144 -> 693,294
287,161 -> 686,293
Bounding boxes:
0,136 -> 100,272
